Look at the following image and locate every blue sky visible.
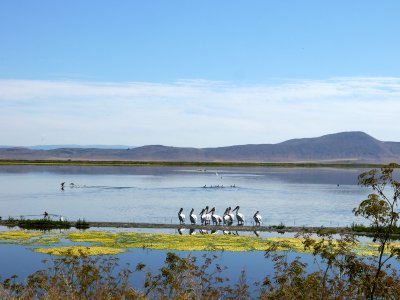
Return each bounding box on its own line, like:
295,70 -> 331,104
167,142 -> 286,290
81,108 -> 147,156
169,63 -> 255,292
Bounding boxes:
1,1 -> 400,147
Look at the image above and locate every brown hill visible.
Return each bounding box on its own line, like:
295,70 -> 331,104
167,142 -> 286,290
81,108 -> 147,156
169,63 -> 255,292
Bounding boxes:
1,132 -> 399,163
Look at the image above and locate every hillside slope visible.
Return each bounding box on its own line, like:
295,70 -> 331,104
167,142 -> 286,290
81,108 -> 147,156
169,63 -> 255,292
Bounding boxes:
1,132 -> 399,163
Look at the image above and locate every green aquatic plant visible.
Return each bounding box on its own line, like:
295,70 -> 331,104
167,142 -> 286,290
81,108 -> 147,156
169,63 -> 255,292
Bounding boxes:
0,231 -> 41,241
68,231 -> 298,252
1,229 -> 394,256
0,231 -> 64,247
68,231 -> 117,244
34,246 -> 126,256
67,231 -> 394,256
31,235 -> 61,245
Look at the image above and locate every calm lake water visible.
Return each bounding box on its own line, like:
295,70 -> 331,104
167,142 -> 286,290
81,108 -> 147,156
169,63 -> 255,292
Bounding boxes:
0,166 -> 370,226
0,165 -> 390,291
0,165 -> 370,226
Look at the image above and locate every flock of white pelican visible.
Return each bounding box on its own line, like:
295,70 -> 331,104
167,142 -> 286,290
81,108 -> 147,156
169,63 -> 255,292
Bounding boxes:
178,206 -> 262,226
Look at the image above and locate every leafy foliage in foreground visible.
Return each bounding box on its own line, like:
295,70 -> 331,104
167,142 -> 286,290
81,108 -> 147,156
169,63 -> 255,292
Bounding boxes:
1,250 -> 141,300
0,251 -> 249,300
258,163 -> 400,299
2,247 -> 400,299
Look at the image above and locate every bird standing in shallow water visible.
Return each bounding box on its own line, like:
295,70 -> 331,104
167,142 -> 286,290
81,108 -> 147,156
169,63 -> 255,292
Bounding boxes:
223,207 -> 232,225
228,207 -> 235,224
232,206 -> 245,225
253,211 -> 262,226
178,208 -> 185,224
210,207 -> 223,225
202,206 -> 211,225
190,208 -> 197,225
199,208 -> 206,225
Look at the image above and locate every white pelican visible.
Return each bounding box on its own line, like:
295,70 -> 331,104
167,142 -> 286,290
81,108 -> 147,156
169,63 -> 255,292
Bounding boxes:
228,207 -> 235,224
202,206 -> 211,225
210,207 -> 223,225
199,208 -> 206,225
223,207 -> 232,225
190,208 -> 197,225
253,211 -> 262,226
232,206 -> 245,225
178,208 -> 185,224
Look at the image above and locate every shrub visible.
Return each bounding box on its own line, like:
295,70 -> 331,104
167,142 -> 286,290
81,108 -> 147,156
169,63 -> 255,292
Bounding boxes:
75,218 -> 90,229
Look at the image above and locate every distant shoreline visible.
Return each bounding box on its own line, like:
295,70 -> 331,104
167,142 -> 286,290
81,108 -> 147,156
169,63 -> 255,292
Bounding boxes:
0,159 -> 388,168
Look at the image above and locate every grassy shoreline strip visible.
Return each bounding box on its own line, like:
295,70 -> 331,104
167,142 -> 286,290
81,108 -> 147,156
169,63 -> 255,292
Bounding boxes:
0,159 -> 388,168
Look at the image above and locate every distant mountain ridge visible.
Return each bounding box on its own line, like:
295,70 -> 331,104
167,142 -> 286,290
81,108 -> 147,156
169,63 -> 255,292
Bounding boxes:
0,144 -> 135,150
1,132 -> 399,163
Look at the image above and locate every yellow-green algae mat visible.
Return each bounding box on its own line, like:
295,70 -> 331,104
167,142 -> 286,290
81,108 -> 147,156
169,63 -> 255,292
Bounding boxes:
0,230 -> 398,257
0,231 -> 42,240
35,246 -> 126,256
0,231 -> 60,245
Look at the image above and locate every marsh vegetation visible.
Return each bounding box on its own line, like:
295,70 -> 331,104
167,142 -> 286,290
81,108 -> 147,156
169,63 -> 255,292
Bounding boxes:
4,217 -> 91,231
5,217 -> 71,230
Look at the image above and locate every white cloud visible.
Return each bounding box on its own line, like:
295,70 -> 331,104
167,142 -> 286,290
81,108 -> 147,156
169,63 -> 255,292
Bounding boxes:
1,77 -> 400,146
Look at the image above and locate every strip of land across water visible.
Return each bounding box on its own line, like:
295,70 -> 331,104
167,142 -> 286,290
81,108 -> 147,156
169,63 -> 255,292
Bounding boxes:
0,220 -> 389,238
0,159 -> 388,168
